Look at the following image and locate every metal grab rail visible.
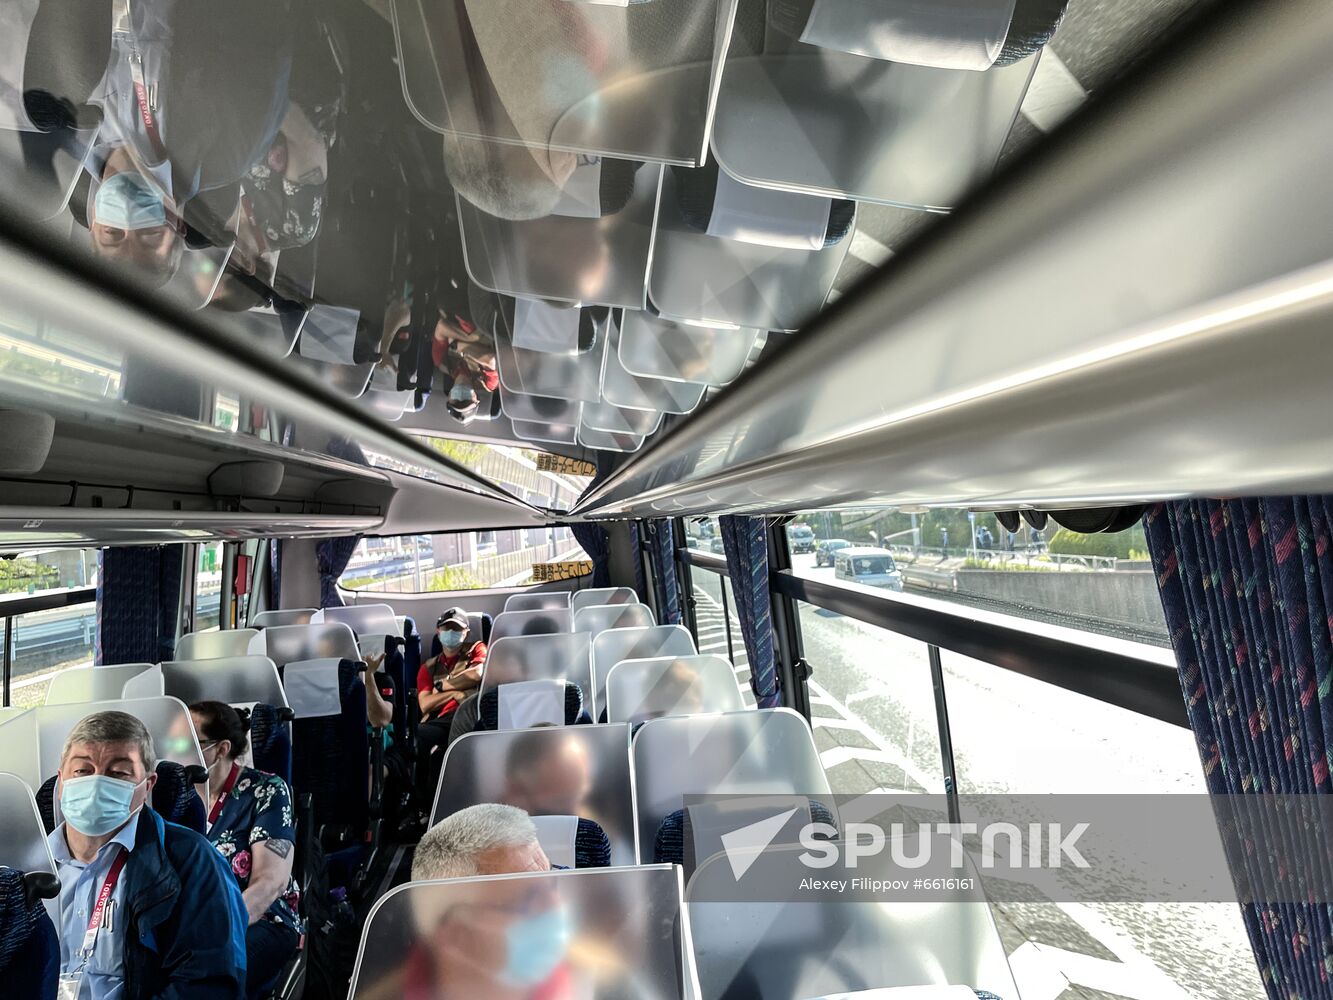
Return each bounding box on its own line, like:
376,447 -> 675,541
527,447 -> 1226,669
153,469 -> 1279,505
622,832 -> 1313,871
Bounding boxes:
2,586 -> 98,706
677,546 -> 1185,728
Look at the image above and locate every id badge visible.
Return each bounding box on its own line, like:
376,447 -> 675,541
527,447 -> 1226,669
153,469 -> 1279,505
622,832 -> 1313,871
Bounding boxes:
57,970 -> 85,1000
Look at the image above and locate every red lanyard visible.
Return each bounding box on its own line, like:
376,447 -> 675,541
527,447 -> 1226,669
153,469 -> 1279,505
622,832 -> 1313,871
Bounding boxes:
208,764 -> 241,826
80,849 -> 129,959
126,53 -> 168,162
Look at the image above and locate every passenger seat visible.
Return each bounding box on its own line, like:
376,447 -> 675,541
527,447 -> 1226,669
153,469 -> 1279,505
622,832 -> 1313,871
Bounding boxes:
475,680 -> 589,731
529,815 -> 612,869
0,867 -> 59,998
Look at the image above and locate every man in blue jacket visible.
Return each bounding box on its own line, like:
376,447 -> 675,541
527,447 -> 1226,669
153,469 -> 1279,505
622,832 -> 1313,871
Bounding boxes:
46,709 -> 248,999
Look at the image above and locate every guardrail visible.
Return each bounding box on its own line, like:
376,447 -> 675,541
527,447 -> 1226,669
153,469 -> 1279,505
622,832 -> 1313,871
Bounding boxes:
888,545 -> 1119,571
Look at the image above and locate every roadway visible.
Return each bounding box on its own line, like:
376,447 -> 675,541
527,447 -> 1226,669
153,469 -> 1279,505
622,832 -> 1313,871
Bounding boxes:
696,553 -> 1264,1000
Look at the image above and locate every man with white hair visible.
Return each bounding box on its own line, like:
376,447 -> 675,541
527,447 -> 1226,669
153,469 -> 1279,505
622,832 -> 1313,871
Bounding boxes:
412,803 -> 550,881
46,709 -> 248,999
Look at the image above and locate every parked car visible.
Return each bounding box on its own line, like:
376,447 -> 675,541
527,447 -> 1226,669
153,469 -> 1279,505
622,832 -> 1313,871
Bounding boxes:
815,538 -> 853,567
710,536 -> 726,555
787,523 -> 816,554
834,547 -> 904,591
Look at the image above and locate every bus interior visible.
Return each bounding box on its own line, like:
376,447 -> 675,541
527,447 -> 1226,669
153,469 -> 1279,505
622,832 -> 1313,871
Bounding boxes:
1,0 -> 1331,998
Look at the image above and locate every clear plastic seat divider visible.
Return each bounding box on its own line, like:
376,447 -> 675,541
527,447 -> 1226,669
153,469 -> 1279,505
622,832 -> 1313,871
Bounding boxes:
604,654 -> 745,724
390,0 -> 741,164
176,629 -> 260,661
480,632 -> 594,715
0,696 -> 205,791
430,723 -> 635,863
630,708 -> 831,862
248,622 -> 360,669
458,164 -> 665,309
488,608 -> 575,643
160,656 -> 288,710
571,587 -> 640,612
0,771 -> 59,921
504,592 -> 573,613
591,625 -> 697,721
43,662 -> 157,706
711,0 -> 1039,210
573,602 -> 658,635
349,865 -> 701,999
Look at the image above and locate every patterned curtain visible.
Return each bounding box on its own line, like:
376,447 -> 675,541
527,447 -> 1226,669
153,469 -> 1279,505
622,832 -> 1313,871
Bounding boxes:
719,515 -> 780,708
96,546 -> 183,665
316,535 -> 359,609
1144,499 -> 1333,1000
629,522 -> 650,604
317,436 -> 368,609
269,538 -> 282,609
650,520 -> 682,626
570,522 -> 612,588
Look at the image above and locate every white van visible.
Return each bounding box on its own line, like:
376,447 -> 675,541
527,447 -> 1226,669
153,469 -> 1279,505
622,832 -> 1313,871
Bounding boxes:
833,547 -> 904,591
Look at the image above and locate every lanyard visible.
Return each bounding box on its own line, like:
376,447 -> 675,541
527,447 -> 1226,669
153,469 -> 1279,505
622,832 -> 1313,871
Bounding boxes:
112,0 -> 167,161
208,763 -> 241,827
80,849 -> 129,960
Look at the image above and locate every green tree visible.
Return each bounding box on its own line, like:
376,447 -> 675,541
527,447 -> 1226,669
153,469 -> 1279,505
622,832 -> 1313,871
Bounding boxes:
0,557 -> 58,595
428,437 -> 488,468
426,565 -> 485,591
1047,524 -> 1147,560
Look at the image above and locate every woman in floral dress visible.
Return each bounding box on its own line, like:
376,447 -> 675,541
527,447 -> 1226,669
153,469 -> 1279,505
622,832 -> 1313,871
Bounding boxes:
191,701 -> 304,1000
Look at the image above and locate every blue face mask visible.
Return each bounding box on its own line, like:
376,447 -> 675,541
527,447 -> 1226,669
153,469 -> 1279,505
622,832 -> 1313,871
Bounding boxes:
59,774 -> 145,837
448,385 -> 475,405
94,172 -> 167,230
498,906 -> 571,988
438,629 -> 465,651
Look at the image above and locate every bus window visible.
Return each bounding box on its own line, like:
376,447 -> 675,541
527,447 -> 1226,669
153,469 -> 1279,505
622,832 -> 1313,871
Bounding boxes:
340,530 -> 588,595
193,541 -> 223,632
1,549 -> 98,708
797,507 -> 1167,645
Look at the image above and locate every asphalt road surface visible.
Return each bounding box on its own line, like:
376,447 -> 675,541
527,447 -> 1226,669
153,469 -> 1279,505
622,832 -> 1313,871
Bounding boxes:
692,554 -> 1264,1000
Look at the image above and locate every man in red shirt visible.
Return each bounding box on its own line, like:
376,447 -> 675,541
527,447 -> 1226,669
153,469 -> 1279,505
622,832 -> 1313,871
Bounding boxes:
415,608 -> 486,810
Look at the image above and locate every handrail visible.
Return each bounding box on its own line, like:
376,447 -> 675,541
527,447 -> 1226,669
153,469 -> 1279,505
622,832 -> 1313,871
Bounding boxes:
677,546 -> 1185,728
0,586 -> 96,618
773,570 -> 1184,728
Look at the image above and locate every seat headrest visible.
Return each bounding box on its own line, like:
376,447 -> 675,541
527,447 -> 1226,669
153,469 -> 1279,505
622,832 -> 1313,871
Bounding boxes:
0,866 -> 46,970
548,157 -> 641,219
673,162 -> 854,249
477,682 -> 586,731
573,817 -> 612,868
248,703 -> 288,751
528,814 -> 612,869
653,798 -> 837,867
151,760 -> 207,834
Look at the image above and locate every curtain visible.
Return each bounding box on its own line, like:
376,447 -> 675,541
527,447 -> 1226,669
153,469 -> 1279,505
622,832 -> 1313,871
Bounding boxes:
96,546 -> 182,665
629,522 -> 650,605
316,535 -> 359,609
269,539 -> 282,609
1144,499 -> 1333,1000
317,436 -> 367,609
651,520 -> 682,626
571,522 -> 612,588
719,515 -> 780,708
